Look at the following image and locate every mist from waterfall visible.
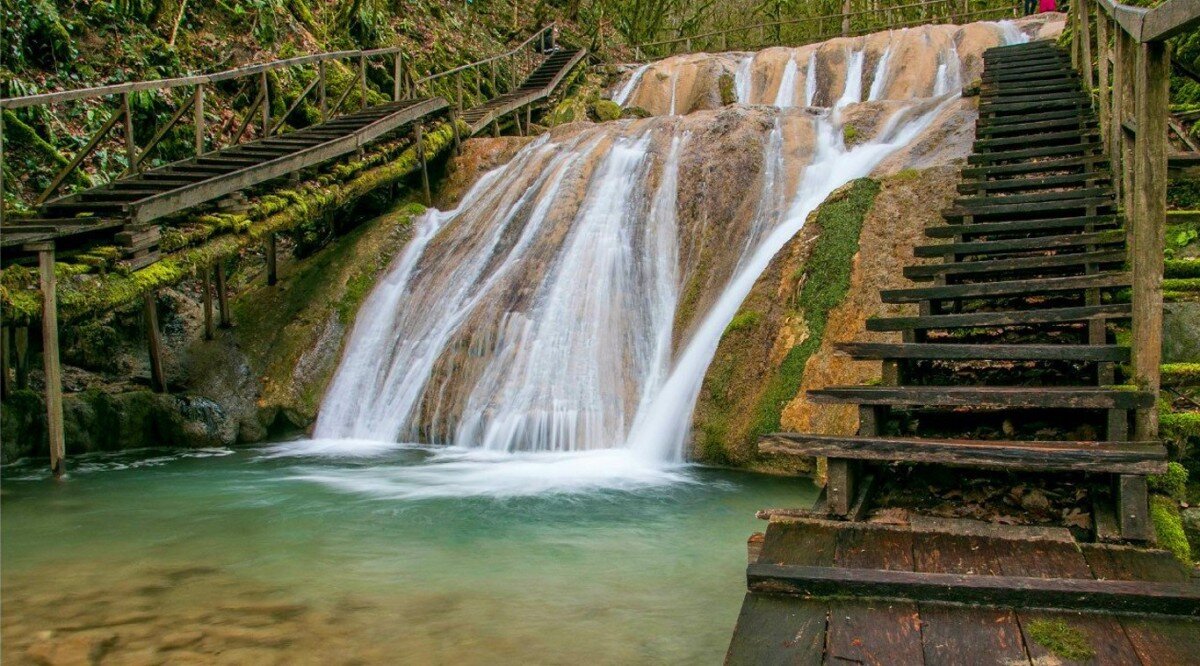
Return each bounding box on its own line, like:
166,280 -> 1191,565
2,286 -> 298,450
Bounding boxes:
304,19 -> 1032,493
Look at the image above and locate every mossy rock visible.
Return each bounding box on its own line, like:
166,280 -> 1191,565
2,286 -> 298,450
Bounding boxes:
621,106 -> 652,119
718,73 -> 737,106
589,99 -> 623,122
548,98 -> 590,126
1151,494 -> 1192,564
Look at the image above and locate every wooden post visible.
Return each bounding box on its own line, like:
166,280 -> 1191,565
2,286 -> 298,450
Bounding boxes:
266,233 -> 278,286
318,60 -> 328,120
194,84 -> 205,155
1078,0 -> 1094,93
400,52 -> 410,100
261,71 -> 271,135
842,0 -> 852,37
14,327 -> 28,389
1131,40 -> 1169,442
202,268 -> 214,341
215,263 -> 232,328
415,123 -> 431,206
144,292 -> 166,393
456,73 -> 464,114
450,110 -> 462,155
1,326 -> 10,401
0,105 -> 5,228
359,55 -> 368,110
525,105 -> 532,136
1119,30 -> 1136,212
123,92 -> 139,172
1095,9 -> 1110,152
1111,24 -> 1126,205
31,243 -> 65,478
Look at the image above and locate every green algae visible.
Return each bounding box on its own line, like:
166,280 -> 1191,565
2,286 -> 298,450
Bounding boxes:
1025,619 -> 1096,662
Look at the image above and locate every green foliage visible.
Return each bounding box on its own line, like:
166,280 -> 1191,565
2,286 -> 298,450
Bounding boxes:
622,106 -> 653,119
1150,462 -> 1189,503
1163,363 -> 1200,388
750,178 -> 880,438
1166,259 -> 1200,279
1025,619 -> 1096,662
1151,495 -> 1192,564
1,0 -> 76,69
842,124 -> 860,145
723,310 -> 762,336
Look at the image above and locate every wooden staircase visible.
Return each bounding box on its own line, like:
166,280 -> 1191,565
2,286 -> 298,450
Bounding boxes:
760,40 -> 1168,541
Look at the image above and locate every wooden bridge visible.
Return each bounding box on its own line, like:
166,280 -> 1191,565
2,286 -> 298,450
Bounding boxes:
728,0 -> 1200,661
0,25 -> 584,266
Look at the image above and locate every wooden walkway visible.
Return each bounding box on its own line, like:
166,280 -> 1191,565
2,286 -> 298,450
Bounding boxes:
728,39 -> 1200,664
0,44 -> 585,264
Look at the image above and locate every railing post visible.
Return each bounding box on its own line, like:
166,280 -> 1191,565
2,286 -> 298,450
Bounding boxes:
194,84 -> 205,155
415,122 -> 431,206
122,92 -> 139,172
215,262 -> 232,328
359,55 -> 368,110
0,103 -> 5,228
201,267 -> 214,341
457,73 -> 464,114
1078,0 -> 1094,93
394,53 -> 403,101
318,60 -> 328,120
842,0 -> 851,37
1095,7 -> 1110,153
1119,30 -> 1136,210
266,233 -> 278,286
1130,39 -> 1169,441
260,71 -> 271,135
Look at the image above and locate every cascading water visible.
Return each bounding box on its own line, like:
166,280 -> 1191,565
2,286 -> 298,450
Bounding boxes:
613,63 -> 651,105
307,19 -> 1035,494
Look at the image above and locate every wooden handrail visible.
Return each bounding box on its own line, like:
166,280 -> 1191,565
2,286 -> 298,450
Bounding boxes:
414,24 -> 555,85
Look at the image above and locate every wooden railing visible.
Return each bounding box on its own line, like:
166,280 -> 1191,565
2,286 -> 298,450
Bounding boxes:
630,0 -> 1022,59
1068,0 -> 1200,439
0,24 -> 559,223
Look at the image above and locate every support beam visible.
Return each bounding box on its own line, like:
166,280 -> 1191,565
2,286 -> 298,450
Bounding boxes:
359,56 -> 368,110
415,123 -> 432,206
1,326 -> 10,401
202,268 -> 214,340
14,327 -> 29,389
318,60 -> 328,120
1117,474 -> 1151,540
30,243 -> 65,478
1079,0 -> 1094,92
1131,40 -> 1169,441
393,53 -> 403,101
144,292 -> 166,393
450,110 -> 462,156
123,91 -> 139,172
260,71 -> 271,135
266,233 -> 278,286
1096,10 -> 1110,153
215,263 -> 232,328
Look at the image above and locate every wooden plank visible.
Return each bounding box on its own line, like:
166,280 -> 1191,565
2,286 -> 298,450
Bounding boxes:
882,273 -> 1129,303
1117,474 -> 1152,541
943,197 -> 1114,219
827,601 -> 924,665
960,156 -> 1108,179
1017,610 -> 1141,665
1122,616 -> 1200,665
724,595 -> 827,666
919,604 -> 1030,666
745,564 -> 1200,615
759,434 -> 1166,474
834,525 -> 915,571
924,215 -> 1119,238
904,251 -> 1127,281
954,186 -> 1110,208
807,386 -> 1155,410
1080,543 -> 1191,582
756,521 -> 838,567
867,304 -> 1132,332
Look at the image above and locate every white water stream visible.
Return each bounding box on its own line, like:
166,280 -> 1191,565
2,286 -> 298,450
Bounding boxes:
308,22 -> 1030,493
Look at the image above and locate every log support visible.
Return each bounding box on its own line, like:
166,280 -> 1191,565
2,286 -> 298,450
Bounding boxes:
215,263 -> 232,328
144,292 -> 166,393
1,326 -> 9,400
14,327 -> 29,389
29,243 -> 65,478
416,122 -> 432,206
1116,474 -> 1151,541
266,233 -> 278,286
202,268 -> 214,340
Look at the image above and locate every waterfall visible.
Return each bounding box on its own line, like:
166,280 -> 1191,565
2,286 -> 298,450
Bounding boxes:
613,63 -> 651,106
868,46 -> 893,101
735,55 -> 755,104
774,57 -> 800,107
312,19 -> 1034,473
669,71 -> 680,115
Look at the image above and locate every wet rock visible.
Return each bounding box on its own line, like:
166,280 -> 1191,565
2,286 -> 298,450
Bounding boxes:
159,630 -> 205,650
26,631 -> 117,666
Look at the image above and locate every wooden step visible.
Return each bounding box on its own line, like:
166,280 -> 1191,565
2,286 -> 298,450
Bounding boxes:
960,156 -> 1108,179
836,341 -> 1129,362
914,231 -> 1124,257
866,303 -> 1131,331
980,98 -> 1090,115
881,272 -> 1129,303
903,250 -> 1126,281
979,91 -> 1089,108
927,214 -> 1119,237
980,80 -> 1080,96
981,72 -> 1079,86
954,186 -> 1111,208
43,202 -> 132,215
981,108 -> 1091,129
975,116 -> 1095,138
956,172 -> 1109,195
807,385 -> 1155,409
981,61 -> 1073,76
943,197 -> 1115,220
760,433 -> 1162,473
966,142 -> 1103,165
745,564 -> 1199,616
974,130 -> 1099,151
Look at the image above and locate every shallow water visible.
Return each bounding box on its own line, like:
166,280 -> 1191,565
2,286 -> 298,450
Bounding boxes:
2,445 -> 816,664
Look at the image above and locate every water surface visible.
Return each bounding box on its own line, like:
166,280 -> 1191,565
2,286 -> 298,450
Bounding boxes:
2,445 -> 815,664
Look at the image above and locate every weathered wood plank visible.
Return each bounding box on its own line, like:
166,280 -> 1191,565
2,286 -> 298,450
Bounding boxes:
919,604 -> 1030,666
807,385 -> 1155,409
881,273 -> 1129,303
724,595 -> 827,666
867,303 -> 1131,332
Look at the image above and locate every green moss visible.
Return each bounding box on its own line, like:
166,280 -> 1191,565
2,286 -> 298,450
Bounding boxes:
893,168 -> 921,182
1164,278 -> 1200,294
1165,259 -> 1200,279
724,310 -> 763,336
589,99 -> 623,122
1151,495 -> 1192,564
621,106 -> 652,119
1150,461 -> 1190,502
1163,363 -> 1200,387
1025,619 -> 1096,662
749,178 -> 881,439
842,124 -> 861,145
718,73 -> 737,105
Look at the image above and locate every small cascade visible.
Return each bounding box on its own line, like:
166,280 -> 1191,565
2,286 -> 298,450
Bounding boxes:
867,45 -> 893,101
804,51 -> 818,106
836,48 -> 866,108
774,57 -> 800,107
735,55 -> 755,104
933,44 -> 962,96
613,63 -> 651,105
